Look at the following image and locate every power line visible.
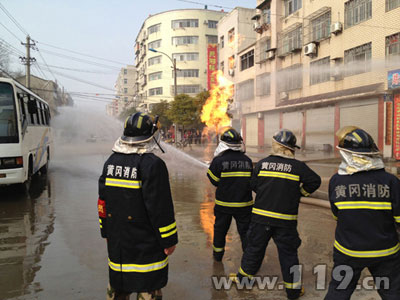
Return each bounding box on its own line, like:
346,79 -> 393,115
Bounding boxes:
35,63 -> 116,74
36,46 -> 57,81
0,3 -> 28,36
176,0 -> 232,9
37,41 -> 127,65
0,21 -> 23,43
39,49 -> 122,70
49,69 -> 116,91
0,38 -> 24,55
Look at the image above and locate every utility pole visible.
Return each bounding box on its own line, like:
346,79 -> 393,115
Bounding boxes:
173,58 -> 177,98
20,36 -> 36,88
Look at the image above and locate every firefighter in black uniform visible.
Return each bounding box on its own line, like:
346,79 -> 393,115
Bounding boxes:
325,126 -> 400,300
98,113 -> 178,300
232,129 -> 321,300
207,127 -> 253,261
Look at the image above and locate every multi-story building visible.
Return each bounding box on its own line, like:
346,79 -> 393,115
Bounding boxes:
134,8 -> 226,112
244,0 -> 400,158
114,65 -> 137,116
218,7 -> 257,132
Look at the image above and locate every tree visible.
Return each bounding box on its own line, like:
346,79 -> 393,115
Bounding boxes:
193,91 -> 209,129
150,100 -> 172,130
118,106 -> 137,122
0,44 -> 11,76
167,94 -> 198,128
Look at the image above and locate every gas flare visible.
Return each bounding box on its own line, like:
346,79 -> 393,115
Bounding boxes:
201,70 -> 233,134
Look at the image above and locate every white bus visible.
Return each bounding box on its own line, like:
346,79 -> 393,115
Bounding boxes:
0,77 -> 53,187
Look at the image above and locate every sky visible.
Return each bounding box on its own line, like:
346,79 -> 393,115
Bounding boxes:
0,0 -> 255,109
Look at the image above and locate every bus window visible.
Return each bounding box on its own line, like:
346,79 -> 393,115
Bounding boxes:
44,106 -> 49,125
0,82 -> 19,143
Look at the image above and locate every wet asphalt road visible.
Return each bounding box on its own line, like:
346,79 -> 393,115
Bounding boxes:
0,141 -> 380,299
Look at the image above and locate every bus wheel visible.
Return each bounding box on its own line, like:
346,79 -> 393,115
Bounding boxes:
40,148 -> 50,175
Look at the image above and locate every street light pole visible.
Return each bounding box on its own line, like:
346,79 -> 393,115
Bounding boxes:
149,48 -> 178,144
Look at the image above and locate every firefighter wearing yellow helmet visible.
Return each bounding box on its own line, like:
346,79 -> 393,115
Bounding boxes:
325,126 -> 400,299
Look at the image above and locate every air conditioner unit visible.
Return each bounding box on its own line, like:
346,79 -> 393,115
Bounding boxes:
304,43 -> 317,56
253,22 -> 261,30
266,49 -> 275,60
228,69 -> 235,76
331,22 -> 342,35
280,92 -> 288,100
203,20 -> 208,25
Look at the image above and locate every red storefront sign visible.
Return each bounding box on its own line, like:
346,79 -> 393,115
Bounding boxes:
207,44 -> 218,90
393,95 -> 400,160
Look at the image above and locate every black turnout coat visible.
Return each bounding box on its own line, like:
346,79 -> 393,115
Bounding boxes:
98,152 -> 177,293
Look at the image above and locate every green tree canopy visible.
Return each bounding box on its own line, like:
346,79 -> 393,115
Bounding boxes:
167,94 -> 198,127
150,100 -> 172,130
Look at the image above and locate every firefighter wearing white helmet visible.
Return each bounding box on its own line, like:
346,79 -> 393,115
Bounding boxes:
232,129 -> 321,300
325,126 -> 400,300
207,127 -> 253,261
98,112 -> 177,300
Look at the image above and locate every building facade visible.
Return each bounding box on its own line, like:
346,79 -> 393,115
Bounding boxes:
241,0 -> 400,158
112,65 -> 137,116
134,8 -> 226,112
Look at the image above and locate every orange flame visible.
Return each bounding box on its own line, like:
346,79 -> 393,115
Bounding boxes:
228,33 -> 245,50
201,70 -> 233,133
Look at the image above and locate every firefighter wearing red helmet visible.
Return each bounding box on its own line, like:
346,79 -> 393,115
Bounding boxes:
324,126 -> 400,300
232,129 -> 321,300
98,113 -> 177,300
207,127 -> 253,261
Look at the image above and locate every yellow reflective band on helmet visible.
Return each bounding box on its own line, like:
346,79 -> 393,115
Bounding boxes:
252,208 -> 298,221
99,218 -> 102,224
258,171 -> 300,181
137,115 -> 143,129
284,281 -> 302,289
335,201 -> 392,210
159,222 -> 176,233
238,267 -> 253,279
334,241 -> 400,258
108,257 -> 168,273
215,199 -> 254,207
221,171 -> 251,178
228,131 -> 234,138
213,245 -> 224,252
161,228 -> 177,238
395,216 -> 400,223
332,213 -> 338,221
300,187 -> 310,196
207,169 -> 220,182
352,132 -> 363,143
105,178 -> 142,189
100,225 -> 103,229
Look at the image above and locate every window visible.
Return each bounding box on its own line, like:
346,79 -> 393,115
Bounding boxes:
207,35 -> 218,44
386,32 -> 400,60
149,87 -> 163,96
260,38 -> 271,61
124,97 -> 128,102
172,36 -> 198,45
228,28 -> 235,44
172,52 -> 199,61
310,57 -> 331,85
240,50 -> 254,71
220,36 -> 224,48
123,69 -> 127,75
344,42 -> 372,76
149,71 -> 162,81
220,61 -> 224,72
175,85 -> 200,94
208,20 -> 218,28
172,19 -> 198,29
256,73 -> 271,96
285,0 -> 302,17
148,55 -> 162,66
278,64 -> 303,92
148,39 -> 161,49
345,0 -> 372,28
279,26 -> 302,56
124,88 -> 128,94
312,11 -> 331,41
174,69 -> 199,78
124,79 -> 127,84
386,0 -> 400,11
237,80 -> 254,101
148,23 -> 161,34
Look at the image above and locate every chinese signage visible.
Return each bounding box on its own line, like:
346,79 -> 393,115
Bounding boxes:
393,95 -> 400,160
388,69 -> 400,90
207,44 -> 218,90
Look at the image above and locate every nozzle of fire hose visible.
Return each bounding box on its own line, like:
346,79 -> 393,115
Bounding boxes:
152,115 -> 165,153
